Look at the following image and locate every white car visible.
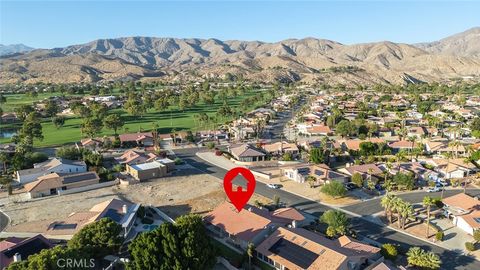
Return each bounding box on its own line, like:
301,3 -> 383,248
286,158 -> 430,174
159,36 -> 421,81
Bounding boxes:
426,186 -> 442,193
266,183 -> 282,189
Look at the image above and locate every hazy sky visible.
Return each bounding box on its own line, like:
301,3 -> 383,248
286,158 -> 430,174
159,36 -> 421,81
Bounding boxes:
1,0 -> 479,48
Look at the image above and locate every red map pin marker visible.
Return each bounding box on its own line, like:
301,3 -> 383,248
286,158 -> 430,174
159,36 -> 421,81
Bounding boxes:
223,167 -> 256,212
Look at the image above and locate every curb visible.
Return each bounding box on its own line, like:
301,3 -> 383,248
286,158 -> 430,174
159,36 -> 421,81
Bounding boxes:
0,209 -> 11,233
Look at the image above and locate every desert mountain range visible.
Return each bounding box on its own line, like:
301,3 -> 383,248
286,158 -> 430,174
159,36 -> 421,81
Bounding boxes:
1,27 -> 479,85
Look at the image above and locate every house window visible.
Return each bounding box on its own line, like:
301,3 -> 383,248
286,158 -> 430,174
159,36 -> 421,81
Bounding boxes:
61,186 -> 67,190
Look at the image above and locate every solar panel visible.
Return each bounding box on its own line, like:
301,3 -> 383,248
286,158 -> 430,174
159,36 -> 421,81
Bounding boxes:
268,238 -> 319,269
63,172 -> 97,184
3,238 -> 51,258
103,208 -> 123,223
53,223 -> 77,230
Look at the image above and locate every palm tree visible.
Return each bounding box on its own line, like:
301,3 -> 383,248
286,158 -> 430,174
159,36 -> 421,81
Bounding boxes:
381,194 -> 395,224
306,176 -> 316,188
463,157 -> 472,193
407,136 -> 416,161
247,243 -> 255,269
423,196 -> 436,238
407,247 -> 424,268
367,168 -> 374,183
424,251 -> 442,269
392,197 -> 404,228
400,202 -> 414,230
448,140 -> 461,158
0,152 -> 8,174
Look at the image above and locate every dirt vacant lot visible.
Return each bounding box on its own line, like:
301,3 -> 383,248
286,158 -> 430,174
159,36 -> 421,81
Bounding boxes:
1,166 -> 270,232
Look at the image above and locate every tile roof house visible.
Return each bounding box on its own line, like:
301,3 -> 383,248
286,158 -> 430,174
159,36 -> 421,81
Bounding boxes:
0,113 -> 18,123
115,149 -> 158,165
118,132 -> 154,146
305,125 -> 333,136
24,172 -> 100,199
281,164 -> 349,185
263,141 -> 299,157
382,162 -> 438,182
425,140 -> 466,156
340,164 -> 384,180
228,143 -> 266,162
204,202 -> 307,249
255,227 -> 380,270
443,193 -> 480,235
15,158 -> 87,184
407,126 -> 426,138
79,138 -> 103,150
342,138 -> 385,152
423,158 -> 477,179
0,235 -> 53,269
204,202 -> 275,249
387,140 -> 416,152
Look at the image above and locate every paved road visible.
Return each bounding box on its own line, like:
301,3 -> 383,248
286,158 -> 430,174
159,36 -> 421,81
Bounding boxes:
0,210 -> 9,232
175,148 -> 480,270
343,189 -> 480,216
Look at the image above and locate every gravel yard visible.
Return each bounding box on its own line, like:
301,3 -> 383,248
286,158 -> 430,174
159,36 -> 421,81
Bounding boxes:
1,166 -> 270,232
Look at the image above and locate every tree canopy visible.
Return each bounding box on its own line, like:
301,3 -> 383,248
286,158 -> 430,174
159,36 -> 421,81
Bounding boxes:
68,218 -> 123,259
128,214 -> 216,270
321,210 -> 349,236
321,181 -> 346,198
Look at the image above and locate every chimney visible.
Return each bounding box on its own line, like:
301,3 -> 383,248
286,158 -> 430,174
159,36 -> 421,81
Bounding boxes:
122,204 -> 128,214
13,253 -> 21,262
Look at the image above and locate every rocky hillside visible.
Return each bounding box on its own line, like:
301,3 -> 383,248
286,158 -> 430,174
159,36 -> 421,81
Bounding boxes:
415,27 -> 480,57
1,28 -> 479,85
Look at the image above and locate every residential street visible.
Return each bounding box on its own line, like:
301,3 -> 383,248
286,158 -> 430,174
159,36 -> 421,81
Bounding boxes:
175,148 -> 480,270
342,189 -> 480,216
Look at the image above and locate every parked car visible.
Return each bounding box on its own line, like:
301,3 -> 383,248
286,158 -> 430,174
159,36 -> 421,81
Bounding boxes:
427,186 -> 443,193
437,180 -> 449,187
266,183 -> 282,189
344,183 -> 357,191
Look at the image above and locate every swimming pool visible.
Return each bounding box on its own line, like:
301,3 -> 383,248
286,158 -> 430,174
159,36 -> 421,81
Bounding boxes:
142,224 -> 158,231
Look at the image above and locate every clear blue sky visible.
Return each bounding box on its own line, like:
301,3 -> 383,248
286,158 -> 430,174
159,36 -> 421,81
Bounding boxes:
1,0 -> 479,48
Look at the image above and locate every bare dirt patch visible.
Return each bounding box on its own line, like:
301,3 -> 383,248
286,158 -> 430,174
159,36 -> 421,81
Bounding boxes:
2,170 -> 270,232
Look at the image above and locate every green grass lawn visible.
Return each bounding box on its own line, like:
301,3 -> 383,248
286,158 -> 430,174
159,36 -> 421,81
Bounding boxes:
0,90 -> 265,147
1,92 -> 82,112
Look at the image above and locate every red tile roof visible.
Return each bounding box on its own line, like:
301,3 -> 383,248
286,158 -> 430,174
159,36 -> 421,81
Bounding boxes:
204,202 -> 272,242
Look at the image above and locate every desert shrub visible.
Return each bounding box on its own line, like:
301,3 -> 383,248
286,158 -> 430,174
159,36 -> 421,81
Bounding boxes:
465,242 -> 476,252
381,243 -> 398,261
174,157 -> 184,165
435,231 -> 444,241
206,142 -> 215,149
